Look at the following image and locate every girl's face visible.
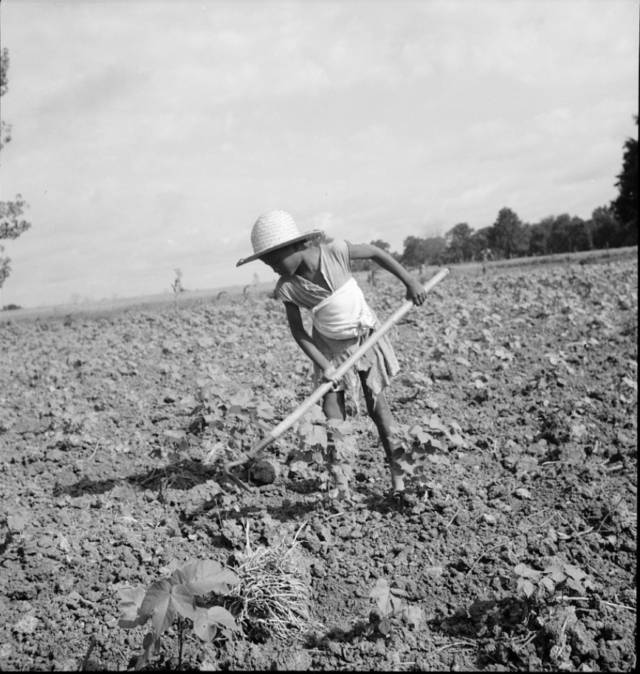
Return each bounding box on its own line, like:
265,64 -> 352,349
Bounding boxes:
260,244 -> 300,276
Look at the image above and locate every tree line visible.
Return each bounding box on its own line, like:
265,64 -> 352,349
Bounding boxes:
363,116 -> 638,269
399,201 -> 634,269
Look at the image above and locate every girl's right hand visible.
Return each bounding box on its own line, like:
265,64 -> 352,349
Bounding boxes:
322,365 -> 340,387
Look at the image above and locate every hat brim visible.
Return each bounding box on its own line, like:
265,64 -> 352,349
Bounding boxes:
236,230 -> 323,267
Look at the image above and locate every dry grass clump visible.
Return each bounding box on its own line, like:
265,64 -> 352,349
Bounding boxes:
226,524 -> 319,642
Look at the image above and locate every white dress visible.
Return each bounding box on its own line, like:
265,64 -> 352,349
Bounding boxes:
275,239 -> 400,400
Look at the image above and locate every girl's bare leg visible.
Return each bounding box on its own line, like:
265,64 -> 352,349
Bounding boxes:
321,390 -> 351,498
359,374 -> 405,491
322,390 -> 346,421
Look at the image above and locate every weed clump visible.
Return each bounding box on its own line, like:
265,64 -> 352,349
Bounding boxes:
227,526 -> 318,642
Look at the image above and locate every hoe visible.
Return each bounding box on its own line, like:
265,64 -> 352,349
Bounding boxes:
223,268 -> 449,492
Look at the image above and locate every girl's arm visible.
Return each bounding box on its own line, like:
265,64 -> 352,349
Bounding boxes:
348,242 -> 428,305
284,301 -> 340,383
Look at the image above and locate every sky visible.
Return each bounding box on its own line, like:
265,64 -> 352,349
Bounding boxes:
0,0 -> 637,308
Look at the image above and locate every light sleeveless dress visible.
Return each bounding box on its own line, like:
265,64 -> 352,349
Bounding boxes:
275,239 -> 400,401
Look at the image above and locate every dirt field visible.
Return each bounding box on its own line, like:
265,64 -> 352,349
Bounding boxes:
0,252 -> 636,671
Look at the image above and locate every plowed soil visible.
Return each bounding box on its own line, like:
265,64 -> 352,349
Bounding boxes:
1,254 -> 636,671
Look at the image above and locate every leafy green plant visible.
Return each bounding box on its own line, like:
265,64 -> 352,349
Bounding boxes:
511,559 -> 595,601
287,404 -> 359,495
288,408 -> 469,494
171,268 -> 185,308
177,386 -> 275,459
116,558 -> 241,670
179,382 -> 225,437
366,578 -> 405,636
389,413 -> 468,485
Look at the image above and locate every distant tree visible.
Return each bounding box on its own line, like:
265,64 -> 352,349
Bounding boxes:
589,206 -> 623,249
0,49 -> 10,149
0,48 -> 31,289
610,116 -> 638,245
400,236 -> 428,267
422,236 -> 447,265
400,235 -> 446,267
545,214 -> 591,254
444,223 -> 474,262
490,208 -> 528,258
469,226 -> 493,260
569,216 -> 592,252
528,217 -> 554,256
546,215 -> 573,254
370,239 -> 391,252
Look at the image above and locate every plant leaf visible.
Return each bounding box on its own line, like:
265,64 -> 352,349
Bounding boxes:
228,388 -> 253,407
206,606 -> 241,631
302,404 -> 326,423
140,580 -> 195,637
563,563 -> 587,581
566,577 -> 586,595
403,605 -> 423,628
369,578 -> 393,616
301,425 -> 328,448
448,432 -> 466,447
378,616 -> 392,635
414,429 -> 435,444
424,414 -> 448,433
193,608 -> 217,643
188,560 -> 239,595
390,594 -> 404,614
543,565 -> 567,583
521,579 -> 535,597
173,560 -> 238,595
540,576 -> 556,595
193,606 -> 240,643
135,632 -> 159,671
117,587 -> 148,629
327,418 -> 354,439
514,563 -> 541,580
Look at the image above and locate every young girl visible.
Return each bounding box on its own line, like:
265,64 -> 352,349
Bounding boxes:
237,210 -> 427,500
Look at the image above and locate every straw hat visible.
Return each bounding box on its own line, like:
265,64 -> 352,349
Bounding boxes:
236,210 -> 322,267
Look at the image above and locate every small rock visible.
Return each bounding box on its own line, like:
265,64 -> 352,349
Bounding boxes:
12,615 -> 39,634
454,511 -> 469,525
314,524 -> 332,543
310,561 -> 326,578
250,459 -> 279,485
569,622 -> 598,658
424,566 -> 445,578
283,650 -> 313,669
335,525 -> 353,539
327,641 -> 342,656
374,640 -> 386,655
395,546 -> 411,564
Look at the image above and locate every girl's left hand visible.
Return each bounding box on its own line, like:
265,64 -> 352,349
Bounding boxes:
406,280 -> 427,306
